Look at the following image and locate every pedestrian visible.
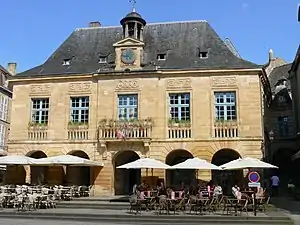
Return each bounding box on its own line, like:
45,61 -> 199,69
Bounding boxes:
270,174 -> 280,196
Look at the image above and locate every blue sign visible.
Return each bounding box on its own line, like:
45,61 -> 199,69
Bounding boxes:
248,171 -> 260,183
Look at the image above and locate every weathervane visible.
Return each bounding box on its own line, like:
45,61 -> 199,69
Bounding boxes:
129,0 -> 137,12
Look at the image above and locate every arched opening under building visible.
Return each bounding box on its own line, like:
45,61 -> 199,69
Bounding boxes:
114,151 -> 140,195
27,151 -> 47,185
66,151 -> 91,186
272,148 -> 300,191
166,149 -> 195,188
211,149 -> 242,195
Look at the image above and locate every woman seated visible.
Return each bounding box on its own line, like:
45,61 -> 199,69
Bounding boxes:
232,184 -> 248,200
255,187 -> 265,198
213,183 -> 223,197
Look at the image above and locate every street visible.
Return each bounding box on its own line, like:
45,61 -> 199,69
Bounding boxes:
0,218 -> 285,225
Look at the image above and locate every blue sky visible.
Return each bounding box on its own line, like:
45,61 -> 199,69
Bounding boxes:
0,0 -> 299,73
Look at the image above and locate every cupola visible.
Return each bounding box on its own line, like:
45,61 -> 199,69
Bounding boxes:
120,8 -> 146,41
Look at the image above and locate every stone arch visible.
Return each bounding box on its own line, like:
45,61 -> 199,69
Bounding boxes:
165,149 -> 195,187
211,148 -> 242,195
66,150 -> 91,186
271,148 -> 300,189
26,150 -> 48,185
113,150 -> 141,195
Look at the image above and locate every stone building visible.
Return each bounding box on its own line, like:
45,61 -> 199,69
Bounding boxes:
289,46 -> 300,161
263,50 -> 299,186
7,10 -> 268,195
0,64 -> 14,156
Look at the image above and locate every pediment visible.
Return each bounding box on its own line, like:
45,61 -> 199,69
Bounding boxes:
113,37 -> 144,48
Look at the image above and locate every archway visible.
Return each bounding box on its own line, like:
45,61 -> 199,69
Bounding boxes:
66,151 -> 90,186
166,150 -> 195,188
114,151 -> 140,195
272,149 -> 300,191
211,149 -> 242,195
27,151 -> 47,185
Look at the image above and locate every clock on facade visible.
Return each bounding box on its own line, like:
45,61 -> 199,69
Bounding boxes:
121,48 -> 135,64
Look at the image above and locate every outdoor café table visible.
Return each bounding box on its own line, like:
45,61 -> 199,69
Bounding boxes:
241,190 -> 258,216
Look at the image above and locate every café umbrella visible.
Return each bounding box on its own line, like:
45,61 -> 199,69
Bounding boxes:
0,155 -> 38,165
220,157 -> 278,170
33,155 -> 103,167
117,158 -> 171,183
170,157 -> 221,170
117,158 -> 171,169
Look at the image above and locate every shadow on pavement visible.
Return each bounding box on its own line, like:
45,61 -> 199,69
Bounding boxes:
271,196 -> 300,214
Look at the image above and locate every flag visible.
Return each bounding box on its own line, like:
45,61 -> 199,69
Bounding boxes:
116,129 -> 126,141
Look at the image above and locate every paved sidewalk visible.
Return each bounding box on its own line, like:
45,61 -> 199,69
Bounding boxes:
270,197 -> 300,224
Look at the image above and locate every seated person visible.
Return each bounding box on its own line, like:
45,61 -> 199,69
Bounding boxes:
232,185 -> 248,200
255,187 -> 265,198
213,183 -> 223,197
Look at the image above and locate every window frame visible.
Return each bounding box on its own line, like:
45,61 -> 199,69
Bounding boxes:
278,116 -> 289,137
69,96 -> 90,124
168,93 -> 191,122
117,94 -> 138,120
0,124 -> 4,149
30,98 -> 50,124
214,91 -> 237,121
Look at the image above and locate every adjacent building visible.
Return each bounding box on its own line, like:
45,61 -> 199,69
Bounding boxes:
7,10 -> 268,195
262,50 -> 300,186
289,45 -> 300,161
0,64 -> 14,155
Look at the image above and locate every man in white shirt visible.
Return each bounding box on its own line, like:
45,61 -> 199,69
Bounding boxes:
271,175 -> 280,196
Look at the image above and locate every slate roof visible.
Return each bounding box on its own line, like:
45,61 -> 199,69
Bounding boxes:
268,63 -> 292,93
17,18 -> 260,77
0,65 -> 9,74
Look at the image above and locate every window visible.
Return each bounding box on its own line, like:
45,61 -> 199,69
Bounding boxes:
157,54 -> 166,60
0,96 -> 8,121
62,59 -> 71,66
169,93 -> 190,121
278,116 -> 289,137
70,97 -> 89,123
118,94 -> 138,120
99,56 -> 107,63
198,51 -> 208,59
214,92 -> 236,121
0,124 -> 4,149
31,98 -> 49,124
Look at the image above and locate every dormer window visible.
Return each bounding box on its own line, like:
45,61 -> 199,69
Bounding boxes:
62,59 -> 71,66
157,54 -> 166,61
198,51 -> 208,59
99,56 -> 107,63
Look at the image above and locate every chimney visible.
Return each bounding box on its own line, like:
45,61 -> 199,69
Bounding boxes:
7,62 -> 17,75
88,21 -> 101,28
268,49 -> 275,61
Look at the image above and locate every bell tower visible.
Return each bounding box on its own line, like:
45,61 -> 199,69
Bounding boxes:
120,8 -> 146,41
113,5 -> 146,71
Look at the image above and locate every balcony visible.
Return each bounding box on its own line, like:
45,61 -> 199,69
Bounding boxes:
27,122 -> 48,140
213,120 -> 238,138
98,118 -> 153,146
67,122 -> 89,140
168,119 -> 192,139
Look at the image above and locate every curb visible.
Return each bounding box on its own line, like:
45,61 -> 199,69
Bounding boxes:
0,211 -> 293,225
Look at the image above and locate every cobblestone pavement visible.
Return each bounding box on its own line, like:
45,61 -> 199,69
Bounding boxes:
0,219 -> 131,225
0,219 -> 259,225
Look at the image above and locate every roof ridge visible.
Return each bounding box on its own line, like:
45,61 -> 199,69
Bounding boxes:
75,20 -> 208,31
274,63 -> 292,69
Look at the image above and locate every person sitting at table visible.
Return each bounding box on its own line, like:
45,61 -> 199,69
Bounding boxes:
255,187 -> 265,198
157,182 -> 167,196
232,184 -> 248,200
139,180 -> 148,191
132,184 -> 138,195
213,183 -> 223,197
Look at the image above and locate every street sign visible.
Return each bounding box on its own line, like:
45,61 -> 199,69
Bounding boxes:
248,171 -> 260,183
248,182 -> 261,188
